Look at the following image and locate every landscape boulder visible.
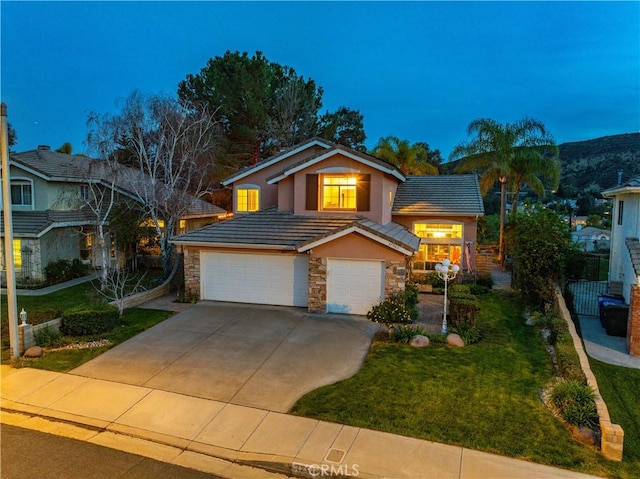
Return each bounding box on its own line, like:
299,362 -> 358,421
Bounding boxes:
409,335 -> 430,348
571,426 -> 598,446
446,333 -> 465,347
23,346 -> 43,358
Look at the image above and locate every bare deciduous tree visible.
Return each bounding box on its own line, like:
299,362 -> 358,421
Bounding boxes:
87,91 -> 220,276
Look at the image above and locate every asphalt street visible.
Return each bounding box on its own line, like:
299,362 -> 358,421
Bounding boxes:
0,424 -> 222,479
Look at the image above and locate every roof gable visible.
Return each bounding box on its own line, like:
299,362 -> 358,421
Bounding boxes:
392,174 -> 484,216
221,138 -> 332,186
602,175 -> 640,197
266,146 -> 405,184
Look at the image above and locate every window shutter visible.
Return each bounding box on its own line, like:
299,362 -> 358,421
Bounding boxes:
356,174 -> 370,211
306,174 -> 318,210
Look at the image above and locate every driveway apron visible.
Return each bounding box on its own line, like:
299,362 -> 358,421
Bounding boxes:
71,302 -> 377,412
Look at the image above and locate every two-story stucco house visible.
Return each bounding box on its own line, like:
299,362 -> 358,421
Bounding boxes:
1,146 -> 227,282
602,175 -> 640,356
173,138 -> 483,315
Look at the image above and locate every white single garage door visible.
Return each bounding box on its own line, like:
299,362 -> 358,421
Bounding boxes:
326,259 -> 385,315
201,252 -> 308,307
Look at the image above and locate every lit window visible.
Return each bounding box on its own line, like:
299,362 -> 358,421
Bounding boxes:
10,181 -> 32,206
414,223 -> 462,239
13,239 -> 22,268
322,176 -> 356,210
413,223 -> 464,271
237,188 -> 259,212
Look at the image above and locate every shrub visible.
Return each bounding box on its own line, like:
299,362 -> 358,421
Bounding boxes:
60,304 -> 119,336
448,286 -> 480,328
34,325 -> 65,348
449,324 -> 483,344
367,293 -> 413,327
475,274 -> 494,289
423,272 -> 445,288
44,259 -> 88,285
548,380 -> 599,429
391,325 -> 428,344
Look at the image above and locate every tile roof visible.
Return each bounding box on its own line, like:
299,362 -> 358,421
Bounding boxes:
626,238 -> 640,278
1,209 -> 96,237
392,174 -> 484,216
172,208 -> 420,253
10,148 -> 227,217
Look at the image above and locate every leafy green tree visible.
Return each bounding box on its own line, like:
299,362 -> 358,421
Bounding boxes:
56,142 -> 73,154
7,122 -> 17,148
178,50 -> 322,166
415,141 -> 443,171
585,214 -> 602,227
507,207 -> 579,307
370,136 -> 439,175
451,117 -> 556,261
318,106 -> 366,151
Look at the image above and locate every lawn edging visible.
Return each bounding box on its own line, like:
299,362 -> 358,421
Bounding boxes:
18,256 -> 182,353
555,286 -> 624,461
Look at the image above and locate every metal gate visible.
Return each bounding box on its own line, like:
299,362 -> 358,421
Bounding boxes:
567,280 -> 608,316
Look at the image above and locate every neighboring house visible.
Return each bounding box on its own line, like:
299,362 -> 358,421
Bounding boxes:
602,175 -> 640,356
571,226 -> 611,252
173,138 -> 483,315
1,145 -> 227,282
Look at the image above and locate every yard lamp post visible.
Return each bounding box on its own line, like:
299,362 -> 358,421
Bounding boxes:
435,258 -> 460,334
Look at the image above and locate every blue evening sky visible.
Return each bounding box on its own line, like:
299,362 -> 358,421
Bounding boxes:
1,1 -> 639,159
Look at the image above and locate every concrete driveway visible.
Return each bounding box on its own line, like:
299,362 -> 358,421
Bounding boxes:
71,302 -> 378,412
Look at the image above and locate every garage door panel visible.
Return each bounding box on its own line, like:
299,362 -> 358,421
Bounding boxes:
327,259 -> 384,315
201,252 -> 308,307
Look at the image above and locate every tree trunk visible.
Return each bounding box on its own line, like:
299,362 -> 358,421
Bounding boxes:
511,185 -> 521,217
498,178 -> 507,263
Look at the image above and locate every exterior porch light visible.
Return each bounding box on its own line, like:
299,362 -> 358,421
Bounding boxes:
434,258 -> 459,334
20,308 -> 28,326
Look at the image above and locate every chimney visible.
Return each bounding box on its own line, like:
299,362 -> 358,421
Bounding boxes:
617,169 -> 623,186
37,145 -> 50,150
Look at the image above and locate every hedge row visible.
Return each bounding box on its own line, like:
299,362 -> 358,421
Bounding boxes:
60,304 -> 119,336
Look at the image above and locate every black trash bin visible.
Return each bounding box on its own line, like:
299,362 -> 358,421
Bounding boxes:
598,294 -> 626,327
603,303 -> 629,337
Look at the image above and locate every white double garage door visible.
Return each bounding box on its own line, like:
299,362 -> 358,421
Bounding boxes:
200,252 -> 385,315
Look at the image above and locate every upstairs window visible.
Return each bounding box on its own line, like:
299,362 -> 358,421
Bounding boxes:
11,181 -> 33,206
617,200 -> 624,226
322,176 -> 356,210
236,186 -> 259,212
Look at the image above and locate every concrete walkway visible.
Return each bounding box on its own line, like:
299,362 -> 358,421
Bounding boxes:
1,273 -> 99,296
578,314 -> 640,369
1,365 -> 601,479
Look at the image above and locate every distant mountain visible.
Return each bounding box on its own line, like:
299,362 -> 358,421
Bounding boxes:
558,133 -> 640,192
442,132 -> 640,194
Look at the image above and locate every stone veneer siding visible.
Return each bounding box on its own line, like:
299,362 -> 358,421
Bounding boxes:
308,256 -> 327,313
183,249 -> 200,298
628,284 -> 640,356
307,257 -> 408,313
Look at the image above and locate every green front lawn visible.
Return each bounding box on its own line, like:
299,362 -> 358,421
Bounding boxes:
292,293 -> 639,479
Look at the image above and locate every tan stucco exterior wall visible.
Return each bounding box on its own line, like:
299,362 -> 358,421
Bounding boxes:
277,176 -> 295,211
291,154 -> 394,224
310,232 -> 406,262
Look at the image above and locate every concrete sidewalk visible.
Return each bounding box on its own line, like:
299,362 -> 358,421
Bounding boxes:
1,366 -> 601,479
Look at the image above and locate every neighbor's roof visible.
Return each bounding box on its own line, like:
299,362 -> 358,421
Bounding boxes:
571,226 -> 611,238
602,175 -> 640,197
172,208 -> 420,254
392,174 -> 484,216
625,238 -> 640,278
1,209 -> 96,238
9,147 -> 227,217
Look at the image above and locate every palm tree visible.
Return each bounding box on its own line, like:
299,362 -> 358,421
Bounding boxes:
508,145 -> 560,215
450,117 -> 555,261
371,136 -> 439,175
